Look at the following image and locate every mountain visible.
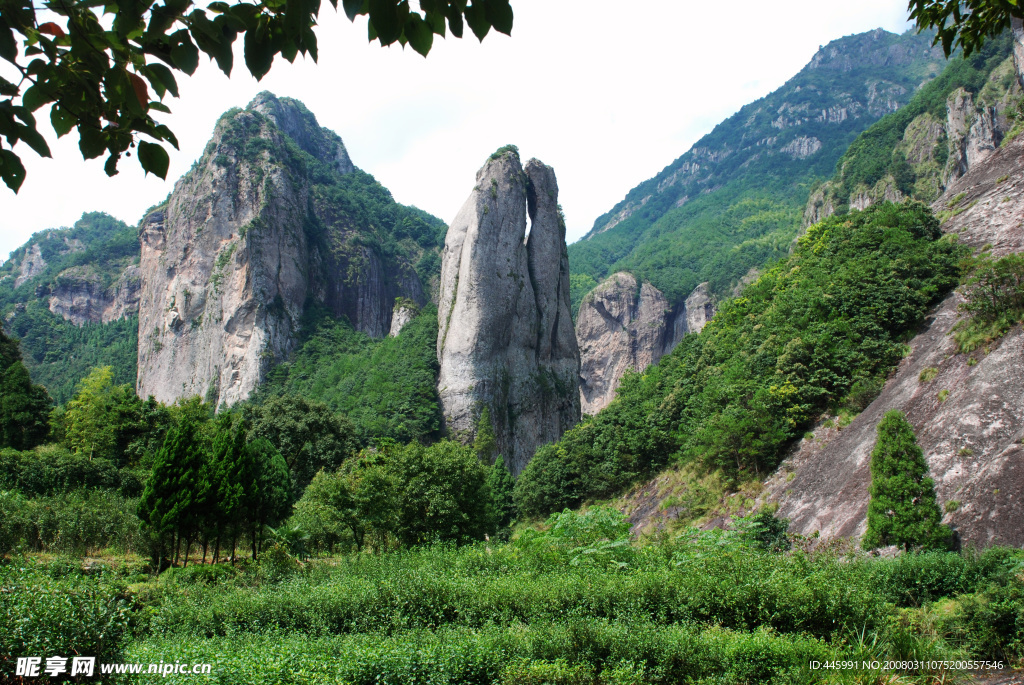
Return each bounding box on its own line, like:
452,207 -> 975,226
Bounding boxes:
568,28 -> 946,309
805,32 -> 1017,221
0,212 -> 141,403
136,92 -> 446,409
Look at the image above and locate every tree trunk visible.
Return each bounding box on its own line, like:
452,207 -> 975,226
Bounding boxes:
202,537 -> 208,565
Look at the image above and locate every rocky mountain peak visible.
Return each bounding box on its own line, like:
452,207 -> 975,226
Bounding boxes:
247,91 -> 354,175
437,147 -> 580,475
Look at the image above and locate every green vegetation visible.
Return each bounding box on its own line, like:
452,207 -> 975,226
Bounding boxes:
5,519 -> 1024,683
569,29 -> 944,310
518,203 -> 964,517
260,307 -> 443,446
0,212 -> 140,403
822,34 -> 1012,211
863,411 -> 952,552
953,252 -> 1024,352
0,323 -> 50,450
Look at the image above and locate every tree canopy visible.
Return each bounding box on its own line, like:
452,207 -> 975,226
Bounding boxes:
0,0 -> 513,192
910,0 -> 1024,58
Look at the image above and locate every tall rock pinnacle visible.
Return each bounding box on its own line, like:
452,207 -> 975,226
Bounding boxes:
437,148 -> 580,475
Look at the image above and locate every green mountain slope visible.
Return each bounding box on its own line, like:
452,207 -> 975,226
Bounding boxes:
806,32 -> 1015,217
0,212 -> 140,403
569,28 -> 946,306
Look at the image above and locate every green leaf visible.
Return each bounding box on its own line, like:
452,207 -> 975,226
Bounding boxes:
138,141 -> 170,179
0,148 -> 26,192
484,0 -> 512,35
149,102 -> 172,113
405,15 -> 432,56
369,0 -> 400,44
342,0 -> 367,21
16,122 -> 51,158
50,106 -> 76,137
79,127 -> 107,160
447,5 -> 463,38
21,85 -> 53,112
170,32 -> 200,74
243,28 -> 275,80
464,2 -> 489,41
0,22 -> 16,61
104,153 -> 120,177
145,62 -> 180,98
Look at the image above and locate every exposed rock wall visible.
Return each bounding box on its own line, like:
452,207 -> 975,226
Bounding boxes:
389,300 -> 417,337
137,93 -> 430,408
576,275 -> 714,415
805,54 -> 1019,223
766,134 -> 1024,548
437,150 -> 579,475
48,265 -> 141,325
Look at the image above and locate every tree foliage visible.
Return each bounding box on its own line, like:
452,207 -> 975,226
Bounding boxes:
0,322 -> 51,450
260,307 -> 443,446
863,410 -> 952,552
247,394 -> 358,496
0,0 -> 513,191
910,0 -> 1024,58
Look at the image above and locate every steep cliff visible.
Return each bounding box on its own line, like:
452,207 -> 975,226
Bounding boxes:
437,148 -> 580,475
576,274 -> 714,415
805,34 -> 1018,223
767,134 -> 1024,549
137,93 -> 445,408
570,27 -> 946,311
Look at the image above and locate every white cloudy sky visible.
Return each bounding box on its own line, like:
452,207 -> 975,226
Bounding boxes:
0,0 -> 917,261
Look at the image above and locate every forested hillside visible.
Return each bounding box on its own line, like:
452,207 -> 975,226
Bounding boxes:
0,212 -> 141,403
520,202 -> 963,517
568,28 -> 946,307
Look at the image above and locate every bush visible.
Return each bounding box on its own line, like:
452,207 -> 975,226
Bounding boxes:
0,489 -> 143,555
0,559 -> 133,665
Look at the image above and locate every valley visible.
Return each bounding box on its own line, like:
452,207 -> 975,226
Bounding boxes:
4,17 -> 1024,685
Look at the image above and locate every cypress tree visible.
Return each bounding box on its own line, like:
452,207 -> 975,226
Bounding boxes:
246,438 -> 291,559
138,415 -> 205,569
863,410 -> 952,553
0,325 -> 51,450
487,455 -> 518,529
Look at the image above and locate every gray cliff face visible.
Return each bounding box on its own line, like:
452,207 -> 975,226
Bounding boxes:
14,244 -> 46,288
437,151 -> 580,475
766,134 -> 1024,548
48,265 -> 141,325
389,300 -> 417,337
576,275 -> 714,415
137,93 -> 431,408
805,53 -> 1020,223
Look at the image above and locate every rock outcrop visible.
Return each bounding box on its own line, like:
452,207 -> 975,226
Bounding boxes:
137,93 -> 436,408
805,53 -> 1019,223
766,133 -> 1024,549
48,265 -> 141,325
14,244 -> 46,288
576,275 -> 715,415
437,149 -> 580,475
389,300 -> 417,337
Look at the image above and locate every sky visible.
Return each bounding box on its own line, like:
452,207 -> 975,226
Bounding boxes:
0,0 -> 917,262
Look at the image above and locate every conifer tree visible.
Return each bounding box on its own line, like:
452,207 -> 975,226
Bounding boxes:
0,325 -> 51,450
138,414 -> 206,568
487,456 -> 518,529
247,438 -> 291,559
863,410 -> 952,553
